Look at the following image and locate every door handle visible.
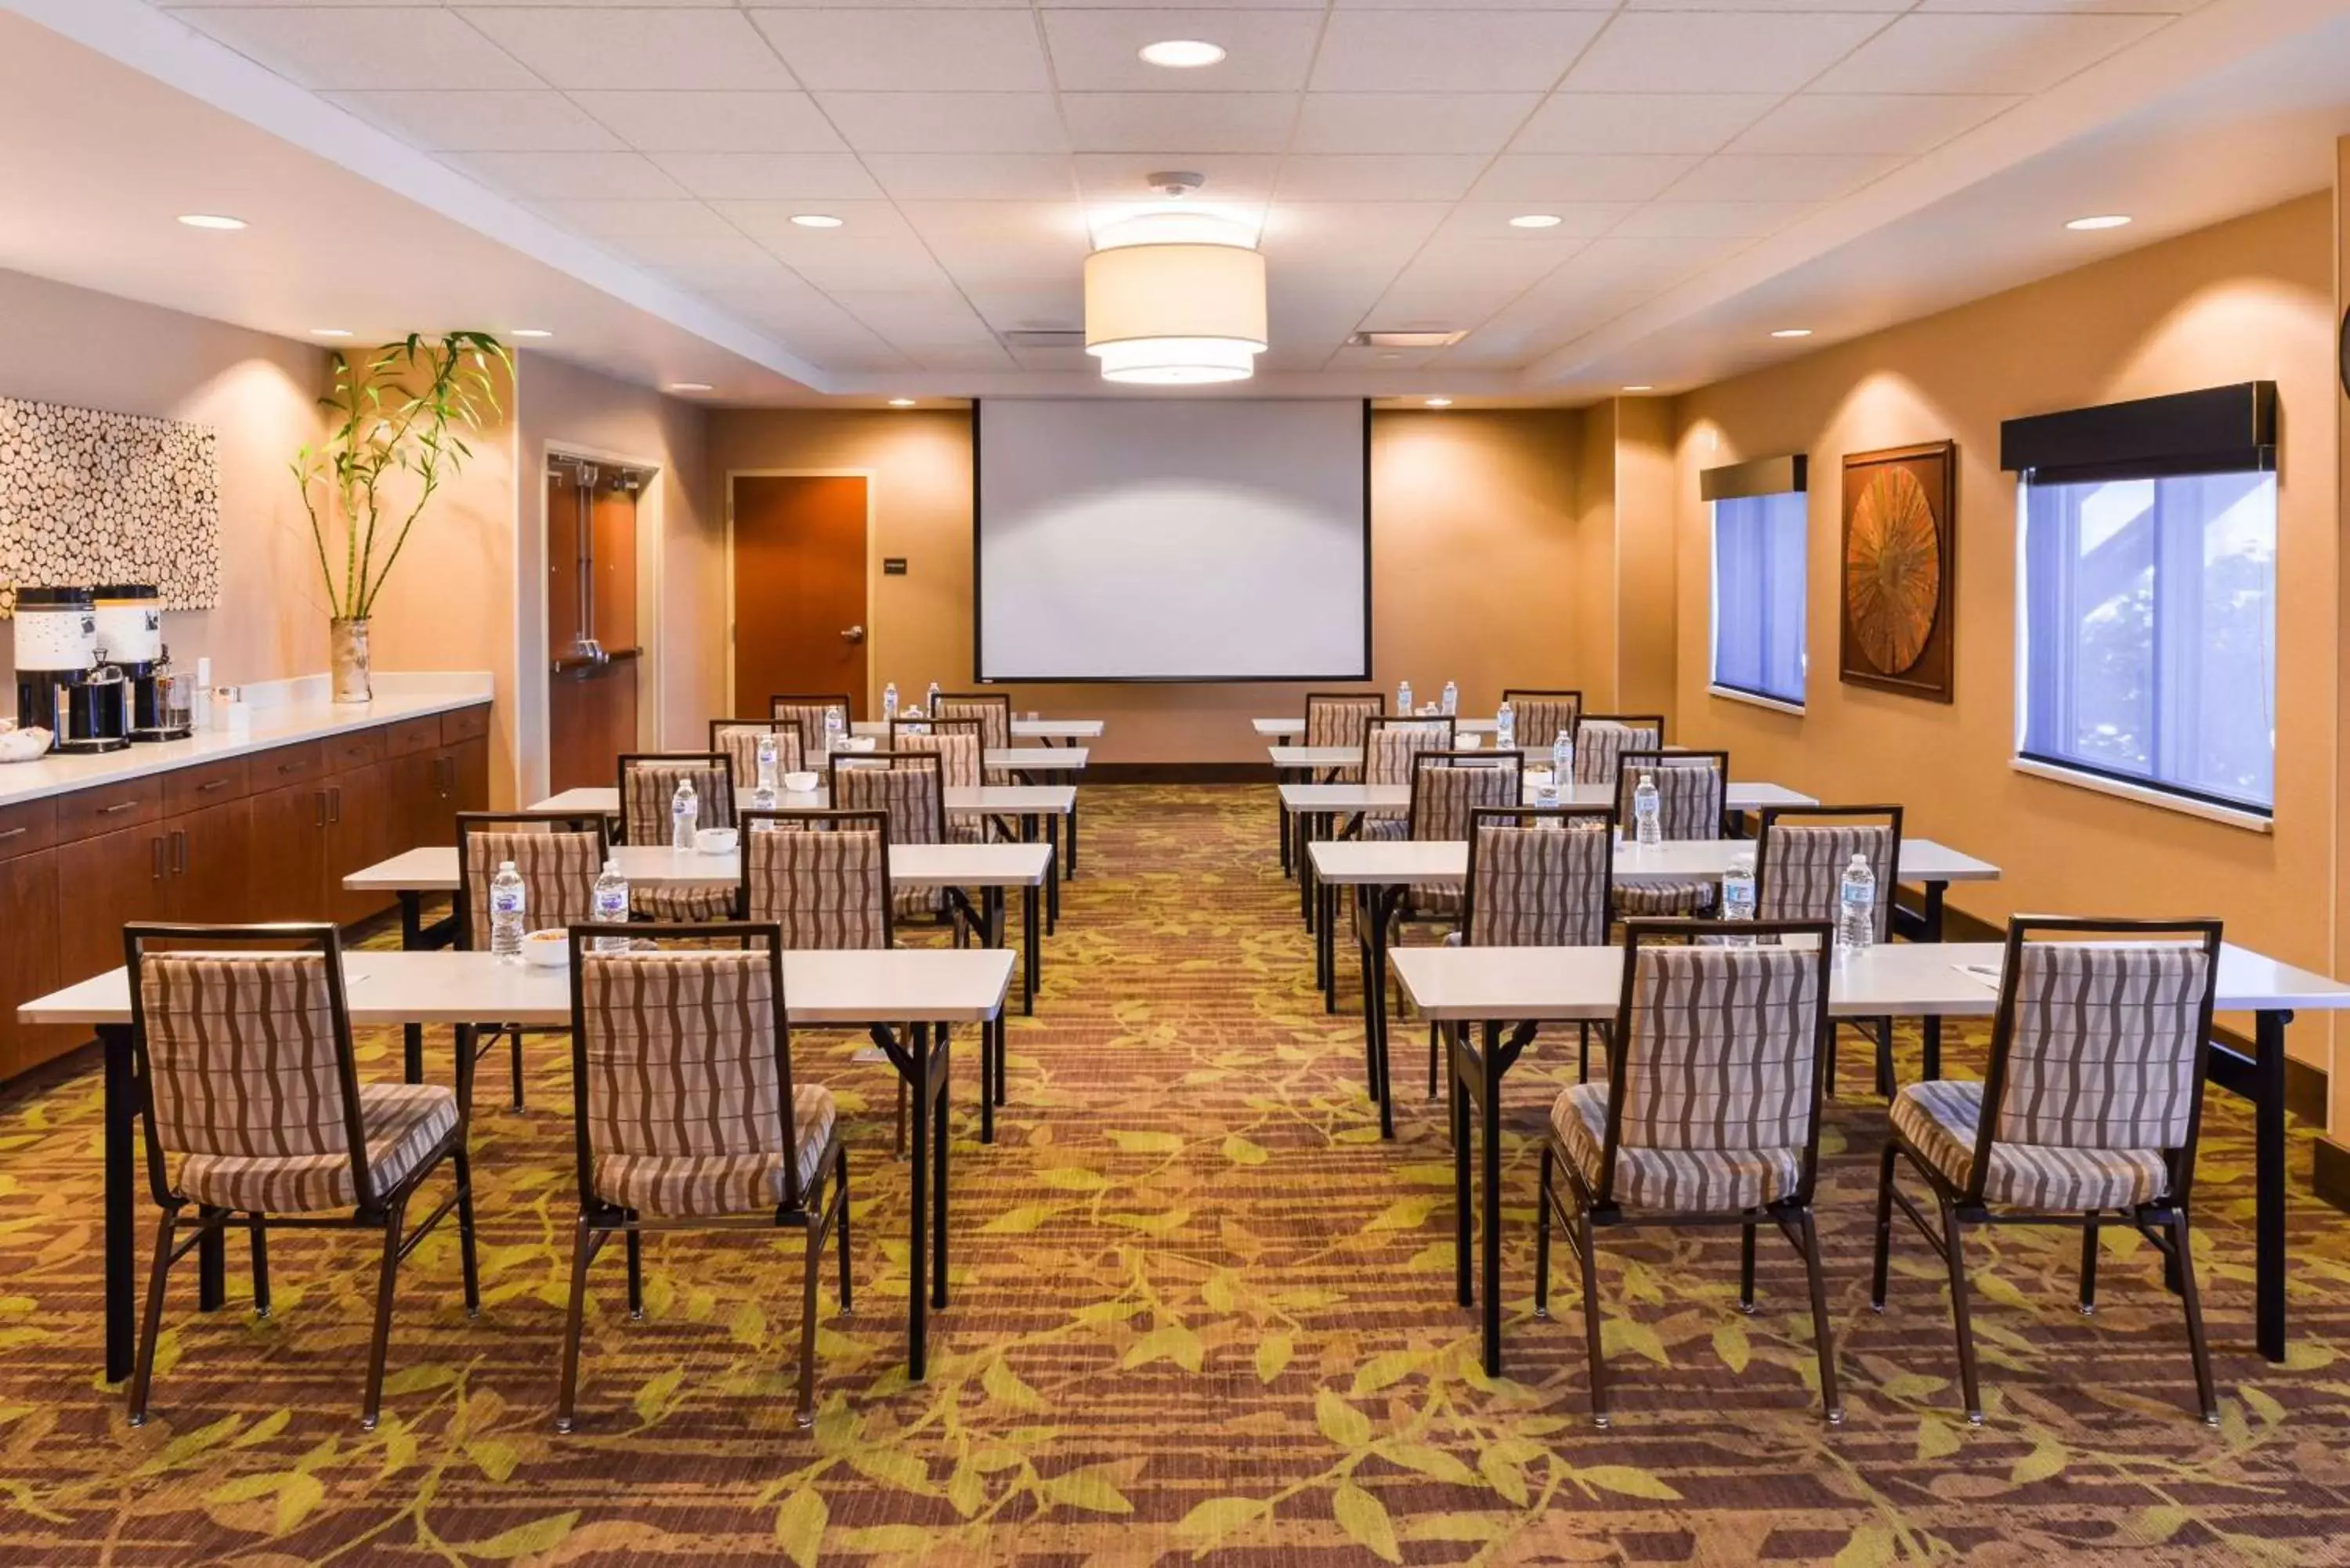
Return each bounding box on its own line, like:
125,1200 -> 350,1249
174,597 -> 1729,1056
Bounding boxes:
841,625 -> 865,643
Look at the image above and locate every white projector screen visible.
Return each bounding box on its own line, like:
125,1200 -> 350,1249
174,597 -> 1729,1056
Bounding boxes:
975,399 -> 1370,681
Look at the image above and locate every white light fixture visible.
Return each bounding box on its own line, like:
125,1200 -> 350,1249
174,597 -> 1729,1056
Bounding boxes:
1084,210 -> 1267,385
2066,214 -> 2132,231
1139,39 -> 1225,68
1623,385 -> 1653,392
790,213 -> 844,229
888,398 -> 917,407
1770,328 -> 1813,339
310,328 -> 352,339
1509,214 -> 1563,229
667,382 -> 713,393
176,214 -> 245,231
511,328 -> 553,339
1424,397 -> 1453,408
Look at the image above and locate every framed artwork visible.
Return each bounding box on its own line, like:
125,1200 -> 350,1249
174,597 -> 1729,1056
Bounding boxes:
1839,439 -> 1955,703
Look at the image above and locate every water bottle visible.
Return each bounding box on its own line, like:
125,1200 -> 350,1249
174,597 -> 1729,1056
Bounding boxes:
821,706 -> 843,759
883,681 -> 898,722
1838,853 -> 1876,956
1551,729 -> 1574,793
1721,851 -> 1757,945
927,680 -> 941,714
1441,680 -> 1458,717
750,778 -> 778,815
1495,699 -> 1516,752
754,732 -> 779,793
1396,678 -> 1412,717
489,860 -> 526,963
671,776 -> 697,851
1632,771 -> 1661,846
591,859 -> 631,953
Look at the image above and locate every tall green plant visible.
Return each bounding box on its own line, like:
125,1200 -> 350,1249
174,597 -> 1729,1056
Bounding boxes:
294,331 -> 512,620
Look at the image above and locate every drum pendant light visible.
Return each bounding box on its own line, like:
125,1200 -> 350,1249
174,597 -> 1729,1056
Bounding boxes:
1084,211 -> 1267,385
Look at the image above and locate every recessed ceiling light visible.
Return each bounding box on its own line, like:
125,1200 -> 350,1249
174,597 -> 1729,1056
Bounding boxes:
1139,39 -> 1226,68
511,328 -> 553,339
1623,385 -> 1654,392
667,382 -> 713,393
1423,397 -> 1453,408
790,213 -> 844,229
2066,214 -> 2132,231
1770,328 -> 1813,339
1509,214 -> 1563,230
888,398 -> 918,407
176,214 -> 245,231
310,328 -> 352,339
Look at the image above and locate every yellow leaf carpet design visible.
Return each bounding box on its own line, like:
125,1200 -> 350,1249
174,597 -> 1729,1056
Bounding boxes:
2,786 -> 2350,1563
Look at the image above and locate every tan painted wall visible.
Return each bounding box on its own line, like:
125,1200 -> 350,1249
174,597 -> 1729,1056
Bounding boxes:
1672,193 -> 2339,1060
1573,406 -> 1620,710
706,407 -> 1589,762
1613,396 -> 1679,719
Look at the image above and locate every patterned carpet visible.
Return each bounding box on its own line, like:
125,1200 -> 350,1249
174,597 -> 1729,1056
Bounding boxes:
5,786 -> 2350,1566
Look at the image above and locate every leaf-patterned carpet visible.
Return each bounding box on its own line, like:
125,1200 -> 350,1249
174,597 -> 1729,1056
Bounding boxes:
4,785 -> 2350,1565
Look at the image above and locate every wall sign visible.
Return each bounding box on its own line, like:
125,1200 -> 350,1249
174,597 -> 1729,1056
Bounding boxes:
883,557 -> 909,576
1839,439 -> 1956,703
0,395 -> 221,614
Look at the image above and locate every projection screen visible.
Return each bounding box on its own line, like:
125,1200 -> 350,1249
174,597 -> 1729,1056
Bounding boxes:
974,399 -> 1371,682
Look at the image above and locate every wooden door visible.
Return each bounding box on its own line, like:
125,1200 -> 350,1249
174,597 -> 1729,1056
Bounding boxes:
549,467 -> 642,792
166,797 -> 255,924
326,761 -> 391,924
732,475 -> 867,720
550,666 -> 638,794
0,848 -> 67,1078
246,782 -> 328,923
56,828 -> 168,984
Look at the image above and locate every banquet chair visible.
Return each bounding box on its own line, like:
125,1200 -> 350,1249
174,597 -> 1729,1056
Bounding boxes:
456,811 -> 611,1109
1755,804 -> 1904,1098
618,752 -> 739,921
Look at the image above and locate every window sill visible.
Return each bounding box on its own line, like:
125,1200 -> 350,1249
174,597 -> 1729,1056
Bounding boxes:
1708,685 -> 1805,718
2009,757 -> 2272,834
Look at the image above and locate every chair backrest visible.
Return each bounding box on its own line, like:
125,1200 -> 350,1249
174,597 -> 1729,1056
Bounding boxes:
1599,919 -> 1835,1208
1408,750 -> 1524,842
124,923 -> 371,1205
456,812 -> 609,951
1463,806 -> 1614,948
567,927 -> 814,1212
1755,806 -> 1904,944
1976,918 -> 2223,1205
1573,714 -> 1665,785
935,693 -> 1014,783
830,750 -> 946,847
1502,689 -> 1582,749
1615,750 -> 1726,841
769,693 -> 853,754
1303,692 -> 1383,750
620,753 -> 736,844
739,810 -> 893,949
710,720 -> 805,786
889,716 -> 985,789
1364,716 -> 1456,788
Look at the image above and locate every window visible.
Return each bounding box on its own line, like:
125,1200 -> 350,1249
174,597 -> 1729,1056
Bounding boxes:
1710,490 -> 1808,706
2017,469 -> 2276,813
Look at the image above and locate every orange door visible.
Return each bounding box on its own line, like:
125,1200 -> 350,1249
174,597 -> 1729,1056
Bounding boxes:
548,468 -> 642,793
732,475 -> 868,719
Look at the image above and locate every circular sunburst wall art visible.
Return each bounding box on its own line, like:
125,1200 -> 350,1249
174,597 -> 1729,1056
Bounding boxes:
1844,464 -> 1941,675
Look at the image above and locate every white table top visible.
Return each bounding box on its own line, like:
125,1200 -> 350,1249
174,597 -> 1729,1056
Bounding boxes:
1278,781 -> 1817,813
345,840 -> 1054,894
985,747 -> 1087,771
1307,836 -> 2001,887
1256,716 -> 1498,738
853,718 -> 1102,740
20,946 -> 1014,1028
1391,940 -> 2350,1023
530,785 -> 1075,817
1271,741 -> 1690,770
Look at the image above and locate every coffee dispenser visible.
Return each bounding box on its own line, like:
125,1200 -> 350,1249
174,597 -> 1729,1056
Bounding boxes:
95,584 -> 190,742
12,586 -> 129,753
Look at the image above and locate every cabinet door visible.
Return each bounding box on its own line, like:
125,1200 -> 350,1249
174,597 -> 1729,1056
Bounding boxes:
0,848 -> 67,1079
56,827 -> 168,985
165,797 -> 256,924
245,782 -> 330,923
450,736 -> 490,816
327,760 -> 392,924
386,749 -> 439,854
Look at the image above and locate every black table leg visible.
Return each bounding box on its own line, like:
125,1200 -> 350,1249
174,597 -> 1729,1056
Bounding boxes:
400,891 -> 425,1083
1299,808 -> 1319,930
103,1024 -> 136,1382
1045,818 -> 1060,934
1361,887 -> 1397,1140
1278,768 -> 1295,877
2256,1009 -> 2287,1363
932,1025 -> 951,1313
1066,789 -> 1079,880
980,890 -> 1003,1140
1453,1023 -> 1473,1309
1023,877 -> 1040,1019
1920,881 -> 1947,1082
1320,875 -> 1338,1013
1480,1020 -> 1504,1377
907,1021 -> 931,1379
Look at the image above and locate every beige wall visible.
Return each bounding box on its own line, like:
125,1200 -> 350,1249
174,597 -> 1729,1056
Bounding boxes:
1612,396 -> 1679,717
706,407 -> 1589,762
1671,193 -> 2339,1062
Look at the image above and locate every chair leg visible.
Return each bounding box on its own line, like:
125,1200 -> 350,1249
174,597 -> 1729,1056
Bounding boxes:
509,1028 -> 526,1113
127,1205 -> 181,1427
1870,1140 -> 1898,1312
554,1216 -> 593,1434
1936,1192 -> 1984,1425
1824,1028 -> 1839,1101
2168,1209 -> 2219,1425
453,1145 -> 481,1317
1576,1207 -> 1608,1429
360,1194 -> 410,1431
2078,1217 -> 2099,1317
1534,1146 -> 1553,1321
248,1214 -> 271,1319
895,1078 -> 909,1160
1795,1207 -> 1843,1425
624,1221 -> 645,1321
1426,1021 -> 1440,1100
797,1198 -> 822,1428
1738,1220 -> 1757,1314
1577,1021 -> 1589,1084
836,1147 -> 853,1313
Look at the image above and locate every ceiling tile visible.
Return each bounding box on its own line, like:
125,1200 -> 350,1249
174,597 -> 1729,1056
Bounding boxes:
568,92 -> 846,153
1914,0 -> 2205,13
440,150 -> 688,201
1072,153 -> 1279,206
1665,153 -> 1904,203
1292,93 -> 1540,155
1470,154 -> 1700,203
1432,201 -> 1633,240
862,154 -> 1076,201
173,8 -> 540,90
1061,93 -> 1297,153
457,8 -> 798,90
649,154 -> 882,201
1311,11 -> 1611,92
324,90 -> 621,153
1726,92 -> 2021,156
1609,201 -> 1816,238
1809,13 -> 2171,95
817,92 -> 1068,153
1042,9 -> 1324,92
718,199 -> 922,244
1512,92 -> 1777,155
962,284 -> 1086,331
597,231 -> 786,278
530,199 -> 740,238
1274,155 -> 1490,202
1561,13 -> 1889,94
750,10 -> 1051,92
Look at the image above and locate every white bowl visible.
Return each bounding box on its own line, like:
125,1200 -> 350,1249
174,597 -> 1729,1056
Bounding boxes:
0,726 -> 52,763
522,930 -> 570,968
782,770 -> 820,794
695,826 -> 739,855
841,735 -> 877,753
1455,732 -> 1483,750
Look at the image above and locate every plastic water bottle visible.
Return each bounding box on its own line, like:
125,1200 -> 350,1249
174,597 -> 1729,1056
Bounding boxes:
1632,771 -> 1661,846
927,680 -> 942,714
1551,729 -> 1574,793
1495,699 -> 1516,752
755,732 -> 779,792
1396,678 -> 1412,717
591,859 -> 630,953
1838,853 -> 1876,956
1721,851 -> 1757,945
671,776 -> 697,851
821,706 -> 843,759
489,861 -> 526,963
1441,680 -> 1458,717
883,682 -> 898,721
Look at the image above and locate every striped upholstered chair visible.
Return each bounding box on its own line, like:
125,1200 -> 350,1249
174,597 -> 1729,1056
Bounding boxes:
1757,805 -> 1904,1098
891,717 -> 989,844
770,694 -> 853,758
1400,750 -> 1523,921
619,753 -> 738,921
830,750 -> 978,933
1611,750 -> 1729,917
1502,688 -> 1583,750
1354,715 -> 1455,840
710,720 -> 805,789
935,692 -> 1014,785
1303,692 -> 1384,782
457,811 -> 612,1110
123,924 -> 478,1429
1873,918 -> 2225,1426
1571,714 -> 1664,786
739,809 -> 894,948
557,929 -> 848,1430
1538,919 -> 1839,1428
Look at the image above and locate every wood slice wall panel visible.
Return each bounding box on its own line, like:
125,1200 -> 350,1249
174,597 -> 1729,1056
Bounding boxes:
0,396 -> 221,612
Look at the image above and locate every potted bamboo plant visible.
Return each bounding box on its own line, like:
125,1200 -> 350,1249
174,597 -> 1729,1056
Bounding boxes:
295,331 -> 511,702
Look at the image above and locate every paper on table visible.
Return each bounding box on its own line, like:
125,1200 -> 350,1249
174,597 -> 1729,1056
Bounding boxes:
1954,963 -> 2002,987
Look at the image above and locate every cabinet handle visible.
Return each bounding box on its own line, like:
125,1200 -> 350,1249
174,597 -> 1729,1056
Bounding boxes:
0,826 -> 25,843
279,758 -> 305,774
329,786 -> 342,826
152,836 -> 164,880
172,829 -> 186,876
197,778 -> 229,793
315,791 -> 327,829
99,800 -> 137,815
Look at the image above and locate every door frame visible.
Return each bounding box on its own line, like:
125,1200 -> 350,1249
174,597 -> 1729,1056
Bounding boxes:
724,468 -> 879,718
531,439 -> 666,807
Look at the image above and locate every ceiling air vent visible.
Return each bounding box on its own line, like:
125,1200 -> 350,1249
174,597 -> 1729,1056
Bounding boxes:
1350,330 -> 1466,349
1000,329 -> 1087,349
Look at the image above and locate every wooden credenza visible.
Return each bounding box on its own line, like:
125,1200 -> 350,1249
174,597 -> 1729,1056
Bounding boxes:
0,703 -> 490,1081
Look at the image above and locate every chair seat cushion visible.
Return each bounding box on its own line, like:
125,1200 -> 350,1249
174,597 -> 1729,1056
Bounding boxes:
1891,1079 -> 2169,1210
1613,879 -> 1719,916
177,1082 -> 459,1214
595,1086 -> 838,1218
631,884 -> 739,922
1359,815 -> 1407,842
894,882 -> 948,919
1549,1082 -> 1799,1212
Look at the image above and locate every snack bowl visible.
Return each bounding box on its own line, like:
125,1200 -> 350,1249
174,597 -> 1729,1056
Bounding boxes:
841,735 -> 877,753
694,826 -> 740,855
1455,732 -> 1483,750
0,725 -> 52,763
522,930 -> 571,968
782,770 -> 820,794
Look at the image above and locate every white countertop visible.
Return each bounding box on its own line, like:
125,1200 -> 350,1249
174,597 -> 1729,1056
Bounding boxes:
0,673 -> 493,810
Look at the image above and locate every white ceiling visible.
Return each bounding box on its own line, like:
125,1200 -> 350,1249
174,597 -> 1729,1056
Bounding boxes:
5,0 -> 2350,403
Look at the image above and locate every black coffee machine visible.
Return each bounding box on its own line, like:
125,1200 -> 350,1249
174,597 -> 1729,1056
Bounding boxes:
94,584 -> 191,742
13,586 -> 130,753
